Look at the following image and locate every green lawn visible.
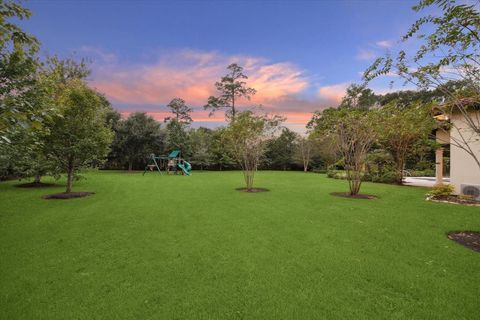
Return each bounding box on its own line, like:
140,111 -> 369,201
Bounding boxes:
1,171 -> 479,319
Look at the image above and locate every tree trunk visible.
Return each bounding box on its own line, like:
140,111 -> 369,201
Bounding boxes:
128,160 -> 133,172
396,160 -> 404,185
393,151 -> 405,185
303,159 -> 309,172
34,174 -> 41,184
66,166 -> 74,193
243,169 -> 255,191
231,89 -> 236,120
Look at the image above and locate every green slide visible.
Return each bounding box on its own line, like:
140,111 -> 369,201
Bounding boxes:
178,161 -> 192,176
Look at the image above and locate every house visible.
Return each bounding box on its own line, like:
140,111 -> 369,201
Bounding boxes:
434,99 -> 480,198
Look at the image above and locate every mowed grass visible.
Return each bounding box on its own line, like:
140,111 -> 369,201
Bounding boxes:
0,171 -> 479,319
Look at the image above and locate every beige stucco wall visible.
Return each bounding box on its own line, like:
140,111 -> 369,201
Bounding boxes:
449,112 -> 480,194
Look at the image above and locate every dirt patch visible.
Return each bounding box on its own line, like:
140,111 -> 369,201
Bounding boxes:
330,192 -> 377,200
428,195 -> 480,206
43,192 -> 94,200
16,182 -> 56,188
448,231 -> 480,252
236,187 -> 270,193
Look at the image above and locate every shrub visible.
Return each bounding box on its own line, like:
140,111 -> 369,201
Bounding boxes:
408,169 -> 435,177
326,169 -> 347,179
459,194 -> 475,201
371,171 -> 397,184
427,184 -> 455,197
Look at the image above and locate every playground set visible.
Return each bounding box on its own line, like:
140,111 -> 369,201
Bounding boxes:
143,150 -> 192,176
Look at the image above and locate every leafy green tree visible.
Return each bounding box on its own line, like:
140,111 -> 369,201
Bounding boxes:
189,127 -> 212,170
266,128 -> 298,170
208,127 -> 235,170
0,0 -> 44,142
307,107 -> 342,131
223,110 -> 282,191
339,84 -> 378,109
0,128 -> 57,184
378,89 -> 439,107
43,55 -> 91,85
204,63 -> 256,120
166,97 -> 193,124
1,53 -> 92,183
114,112 -> 162,171
377,102 -> 434,184
165,118 -> 190,155
45,80 -> 113,193
99,93 -> 121,128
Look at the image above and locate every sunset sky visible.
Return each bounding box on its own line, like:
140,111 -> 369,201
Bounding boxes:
22,0 -> 421,131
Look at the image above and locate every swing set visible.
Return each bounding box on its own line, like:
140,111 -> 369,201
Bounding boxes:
143,150 -> 192,176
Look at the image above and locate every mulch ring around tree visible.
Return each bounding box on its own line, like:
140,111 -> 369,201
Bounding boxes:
16,182 -> 57,188
236,187 -> 270,193
43,192 -> 94,200
447,231 -> 480,252
427,195 -> 480,207
330,192 -> 377,200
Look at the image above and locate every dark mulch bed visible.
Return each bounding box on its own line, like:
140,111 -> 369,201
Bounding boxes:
448,231 -> 480,252
16,182 -> 56,188
43,192 -> 94,200
330,192 -> 377,200
429,195 -> 480,206
236,187 -> 270,193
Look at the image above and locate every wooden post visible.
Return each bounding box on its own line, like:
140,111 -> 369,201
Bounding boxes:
435,147 -> 444,185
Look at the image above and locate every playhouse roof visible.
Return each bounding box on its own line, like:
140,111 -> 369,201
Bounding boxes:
168,150 -> 181,158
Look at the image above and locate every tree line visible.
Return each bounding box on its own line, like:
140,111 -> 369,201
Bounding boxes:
1,0 -> 478,196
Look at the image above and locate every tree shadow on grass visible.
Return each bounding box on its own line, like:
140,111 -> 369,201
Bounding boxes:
235,187 -> 270,193
43,192 -> 94,200
330,192 -> 377,200
16,182 -> 58,189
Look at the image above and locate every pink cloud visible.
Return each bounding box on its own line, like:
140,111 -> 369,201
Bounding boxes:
87,48 -> 348,126
90,49 -> 309,109
316,82 -> 349,104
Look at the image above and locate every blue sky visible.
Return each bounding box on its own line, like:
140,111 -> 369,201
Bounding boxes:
22,0 -> 421,129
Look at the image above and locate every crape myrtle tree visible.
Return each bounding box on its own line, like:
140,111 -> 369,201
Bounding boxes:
45,80 -> 113,193
296,135 -> 316,172
165,97 -> 193,124
377,102 -> 433,184
364,0 -> 480,171
114,112 -> 162,171
314,108 -> 378,195
223,110 -> 283,191
204,63 -> 256,120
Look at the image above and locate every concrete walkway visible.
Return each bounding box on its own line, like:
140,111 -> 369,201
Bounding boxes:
403,176 -> 450,188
